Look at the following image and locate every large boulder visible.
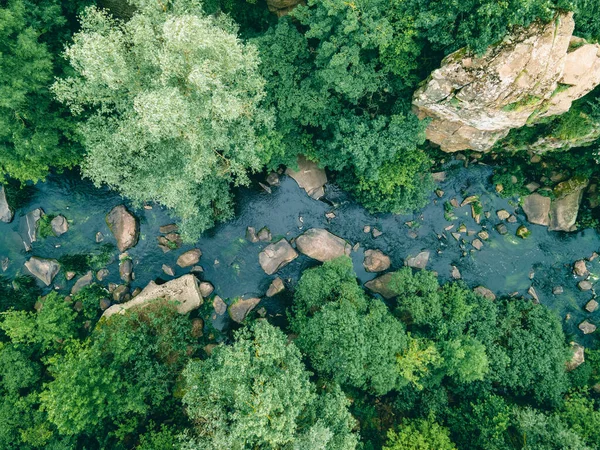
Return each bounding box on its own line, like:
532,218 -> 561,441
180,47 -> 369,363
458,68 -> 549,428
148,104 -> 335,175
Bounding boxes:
295,228 -> 351,262
19,208 -> 44,251
177,249 -> 202,267
258,239 -> 298,275
102,274 -> 203,318
285,155 -> 327,199
0,186 -> 13,223
567,342 -> 585,371
25,256 -> 60,286
413,13 -> 600,152
228,297 -> 261,323
549,177 -> 588,231
364,273 -> 397,299
363,249 -> 391,272
522,193 -> 551,226
106,205 -> 139,252
71,271 -> 93,295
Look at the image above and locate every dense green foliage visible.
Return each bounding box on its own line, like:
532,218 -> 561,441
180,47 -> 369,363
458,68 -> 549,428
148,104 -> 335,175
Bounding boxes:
54,0 -> 273,239
0,0 -> 87,182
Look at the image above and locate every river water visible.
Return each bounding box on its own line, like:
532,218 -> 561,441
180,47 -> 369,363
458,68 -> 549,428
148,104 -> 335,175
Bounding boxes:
4,162 -> 600,342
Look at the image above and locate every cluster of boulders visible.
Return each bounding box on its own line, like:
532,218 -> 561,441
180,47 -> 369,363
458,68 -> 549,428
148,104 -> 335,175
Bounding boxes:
571,257 -> 599,336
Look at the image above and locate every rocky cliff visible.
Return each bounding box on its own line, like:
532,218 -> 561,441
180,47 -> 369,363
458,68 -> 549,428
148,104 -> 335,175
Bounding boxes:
413,13 -> 600,152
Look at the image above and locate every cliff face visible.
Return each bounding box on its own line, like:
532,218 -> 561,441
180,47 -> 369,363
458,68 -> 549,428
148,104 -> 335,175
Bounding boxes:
413,13 -> 600,152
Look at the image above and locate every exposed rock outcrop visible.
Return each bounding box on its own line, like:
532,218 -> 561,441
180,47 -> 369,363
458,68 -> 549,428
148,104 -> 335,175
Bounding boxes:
50,215 -> 69,236
522,193 -> 551,226
106,205 -> 139,252
266,277 -> 285,297
19,208 -> 44,251
567,342 -> 585,371
71,271 -> 93,295
413,13 -> 600,152
286,156 -> 327,200
228,297 -> 261,323
177,249 -> 202,268
266,0 -> 303,17
295,228 -> 351,262
259,239 -> 298,275
0,186 -> 13,223
549,177 -> 588,231
25,256 -> 60,286
405,251 -> 430,270
102,274 -> 203,318
364,273 -> 397,299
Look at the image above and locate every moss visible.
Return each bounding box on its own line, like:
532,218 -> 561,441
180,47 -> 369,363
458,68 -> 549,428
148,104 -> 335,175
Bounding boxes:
502,95 -> 542,112
38,214 -> 57,238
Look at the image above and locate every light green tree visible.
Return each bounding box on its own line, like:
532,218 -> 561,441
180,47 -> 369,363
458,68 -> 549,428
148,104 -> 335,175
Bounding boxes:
54,0 -> 273,239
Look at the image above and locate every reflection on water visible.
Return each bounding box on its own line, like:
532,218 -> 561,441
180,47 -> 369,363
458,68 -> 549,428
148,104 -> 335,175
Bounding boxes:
3,163 -> 599,342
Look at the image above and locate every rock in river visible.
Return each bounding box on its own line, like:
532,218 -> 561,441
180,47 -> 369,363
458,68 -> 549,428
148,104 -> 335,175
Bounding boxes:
549,177 -> 588,232
25,256 -> 60,286
266,277 -> 285,297
19,208 -> 44,251
71,271 -> 93,295
295,228 -> 351,262
0,186 -> 13,223
106,205 -> 139,252
522,193 -> 551,226
259,239 -> 298,275
177,249 -> 202,268
50,215 -> 69,236
285,155 -> 327,200
103,274 -> 203,318
364,273 -> 398,300
405,251 -> 430,269
229,297 -> 261,323
363,249 -> 391,272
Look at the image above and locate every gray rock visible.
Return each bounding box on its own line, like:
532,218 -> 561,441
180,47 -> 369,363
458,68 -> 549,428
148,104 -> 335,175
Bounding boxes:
496,223 -> 508,235
258,239 -> 298,275
112,285 -> 129,302
103,274 -> 203,317
363,249 -> 391,272
199,282 -> 214,297
106,205 -> 139,252
451,265 -> 461,279
162,264 -> 175,276
522,193 -> 551,226
0,186 -> 13,223
474,286 -> 496,300
553,286 -> 564,295
229,297 -> 261,323
472,239 -> 483,250
213,295 -> 227,315
405,251 -> 430,270
579,320 -> 597,335
24,256 -> 60,286
295,228 -> 351,262
266,277 -> 285,297
95,232 -> 104,243
19,208 -> 44,251
528,286 -> 540,303
177,249 -> 202,268
372,228 -> 383,238
159,223 -> 178,234
497,210 -> 510,220
71,271 -> 93,295
566,342 -> 585,371
285,155 -> 327,199
50,215 -> 69,236
364,273 -> 397,299
119,258 -> 133,282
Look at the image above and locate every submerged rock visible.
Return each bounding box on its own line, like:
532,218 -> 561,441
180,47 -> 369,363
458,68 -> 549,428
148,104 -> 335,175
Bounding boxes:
295,228 -> 351,262
364,273 -> 397,299
0,186 -> 13,223
258,239 -> 298,275
363,249 -> 391,273
24,256 -> 60,286
106,205 -> 139,252
19,208 -> 44,251
405,251 -> 430,270
103,274 -> 203,318
229,297 -> 261,323
579,320 -> 597,335
522,193 -> 551,226
413,12 -> 600,152
266,277 -> 285,297
285,155 -> 327,199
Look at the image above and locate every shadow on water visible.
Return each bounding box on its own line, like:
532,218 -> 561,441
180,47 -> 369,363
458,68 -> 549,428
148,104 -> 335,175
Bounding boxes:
3,164 -> 600,342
